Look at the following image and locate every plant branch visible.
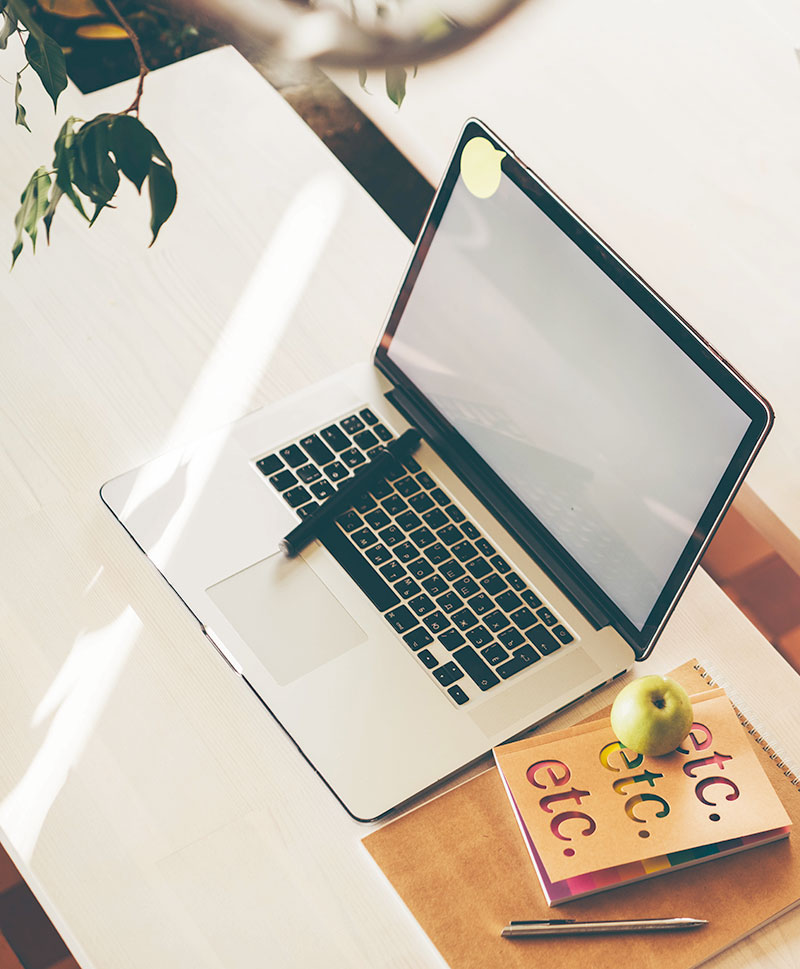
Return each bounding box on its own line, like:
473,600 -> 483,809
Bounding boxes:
101,0 -> 148,114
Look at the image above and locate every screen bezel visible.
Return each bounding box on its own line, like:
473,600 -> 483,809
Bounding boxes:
375,118 -> 773,659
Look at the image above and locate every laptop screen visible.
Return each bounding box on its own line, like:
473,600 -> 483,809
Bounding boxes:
376,121 -> 771,655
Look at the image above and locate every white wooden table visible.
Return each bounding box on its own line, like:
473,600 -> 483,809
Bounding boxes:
2,43 -> 800,969
329,0 -> 800,570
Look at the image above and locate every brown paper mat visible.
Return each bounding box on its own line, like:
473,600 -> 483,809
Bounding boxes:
364,660 -> 800,969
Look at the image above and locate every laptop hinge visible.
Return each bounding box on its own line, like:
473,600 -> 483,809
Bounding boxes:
386,386 -> 610,634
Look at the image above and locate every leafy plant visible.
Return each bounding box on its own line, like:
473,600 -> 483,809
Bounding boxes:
2,0 -> 176,266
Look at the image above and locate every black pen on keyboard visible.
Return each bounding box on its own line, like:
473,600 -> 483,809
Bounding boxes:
279,428 -> 422,557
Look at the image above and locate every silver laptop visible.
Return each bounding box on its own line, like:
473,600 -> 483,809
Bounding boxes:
101,119 -> 772,822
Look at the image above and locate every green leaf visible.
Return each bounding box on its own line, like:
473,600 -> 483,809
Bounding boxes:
24,31 -> 67,110
14,72 -> 31,131
148,130 -> 173,171
110,114 -> 153,193
147,160 -> 176,246
75,118 -> 118,204
42,182 -> 63,242
358,68 -> 369,93
385,66 -> 407,108
0,8 -> 17,49
52,116 -> 89,221
11,166 -> 51,267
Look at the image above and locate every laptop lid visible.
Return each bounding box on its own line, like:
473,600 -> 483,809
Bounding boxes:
375,119 -> 772,661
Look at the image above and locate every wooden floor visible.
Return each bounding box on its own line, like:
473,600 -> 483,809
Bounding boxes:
1,500 -> 798,968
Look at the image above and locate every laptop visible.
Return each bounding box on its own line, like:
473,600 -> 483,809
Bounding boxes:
101,118 -> 773,822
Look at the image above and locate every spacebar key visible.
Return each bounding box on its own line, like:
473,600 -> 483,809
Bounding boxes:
453,647 -> 500,692
318,523 -> 399,611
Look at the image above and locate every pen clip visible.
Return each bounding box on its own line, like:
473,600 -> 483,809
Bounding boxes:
509,919 -> 576,925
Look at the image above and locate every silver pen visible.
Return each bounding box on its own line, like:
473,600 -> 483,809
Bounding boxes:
501,917 -> 707,937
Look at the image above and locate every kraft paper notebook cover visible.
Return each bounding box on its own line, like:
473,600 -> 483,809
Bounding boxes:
363,661 -> 800,969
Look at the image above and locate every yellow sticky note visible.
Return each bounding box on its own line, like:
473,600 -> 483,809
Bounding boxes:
460,137 -> 506,199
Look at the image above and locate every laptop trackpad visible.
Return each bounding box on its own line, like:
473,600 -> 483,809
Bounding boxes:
206,552 -> 368,686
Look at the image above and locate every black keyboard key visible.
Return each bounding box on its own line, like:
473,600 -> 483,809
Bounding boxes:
395,578 -> 421,599
510,607 -> 537,630
498,628 -> 525,649
507,572 -> 525,591
341,447 -> 366,468
497,645 -> 540,679
351,527 -> 377,549
537,607 -> 557,626
396,510 -> 423,532
383,459 -> 405,482
490,555 -> 510,574
454,576 -> 480,598
468,593 -> 493,616
337,511 -> 362,532
311,480 -> 335,501
341,415 -> 365,434
446,505 -> 466,523
280,444 -> 306,468
283,485 -> 312,507
321,424 -> 350,451
378,525 -> 404,547
466,558 -> 492,579
466,626 -> 493,648
257,454 -> 283,475
354,493 -> 376,513
453,646 -> 499,691
403,456 -> 421,473
374,423 -> 393,441
436,591 -> 463,614
403,627 -> 433,651
382,494 -> 408,515
527,624 -> 561,655
496,590 -> 522,612
481,574 -> 507,596
410,527 -> 436,548
381,561 -> 408,583
433,662 -> 464,687
385,605 -> 417,633
453,608 -> 478,631
482,643 -> 509,666
440,559 -> 465,582
522,589 -> 543,609
318,524 -> 398,611
359,408 -> 378,425
453,540 -> 478,563
475,538 -> 495,556
421,575 -> 448,597
296,502 -> 319,520
296,463 -> 322,483
395,476 -> 421,497
553,625 -> 574,644
425,543 -> 449,565
353,429 -> 379,450
483,610 -> 510,632
431,488 -> 449,505
417,649 -> 438,669
422,508 -> 448,529
416,471 -> 435,489
461,521 -> 480,539
300,434 -> 334,466
408,558 -> 434,579
394,542 -> 418,563
408,493 -> 435,512
326,462 -> 349,482
438,524 -> 463,546
409,594 -> 435,616
269,469 -> 297,491
365,544 -> 391,565
371,479 -> 393,499
423,610 -> 450,633
448,684 -> 469,705
439,628 -> 465,651
365,509 -> 391,530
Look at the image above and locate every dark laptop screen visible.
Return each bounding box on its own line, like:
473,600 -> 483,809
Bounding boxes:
376,121 -> 771,655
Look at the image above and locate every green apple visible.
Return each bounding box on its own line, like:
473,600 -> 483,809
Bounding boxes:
610,675 -> 693,756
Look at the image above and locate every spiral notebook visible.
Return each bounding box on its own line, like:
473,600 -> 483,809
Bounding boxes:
363,660 -> 800,969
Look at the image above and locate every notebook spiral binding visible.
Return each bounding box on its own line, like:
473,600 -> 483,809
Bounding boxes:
693,661 -> 800,791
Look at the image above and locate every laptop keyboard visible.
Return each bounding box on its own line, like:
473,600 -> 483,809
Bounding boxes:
255,408 -> 577,707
